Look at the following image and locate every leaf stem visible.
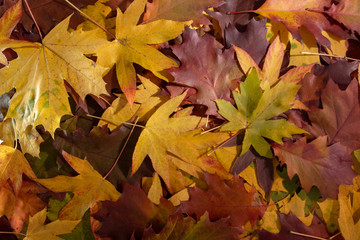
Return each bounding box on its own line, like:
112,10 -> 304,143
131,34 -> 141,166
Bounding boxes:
23,0 -> 43,41
301,52 -> 360,61
103,117 -> 139,180
289,231 -> 328,240
63,0 -> 116,39
86,114 -> 146,129
201,125 -> 222,135
0,231 -> 27,237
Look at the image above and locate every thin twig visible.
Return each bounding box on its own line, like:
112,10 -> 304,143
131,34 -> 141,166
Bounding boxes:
207,130 -> 242,156
86,114 -> 146,129
301,52 -> 360,61
0,231 -> 26,237
289,231 -> 328,240
23,0 -> 43,40
329,232 -> 342,240
63,0 -> 116,39
201,125 -> 222,135
103,117 -> 139,180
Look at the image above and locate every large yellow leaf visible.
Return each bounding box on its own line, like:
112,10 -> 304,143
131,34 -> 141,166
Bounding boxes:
132,92 -> 231,193
0,145 -> 36,194
24,208 -> 79,240
35,151 -> 121,220
96,0 -> 191,104
0,16 -> 107,136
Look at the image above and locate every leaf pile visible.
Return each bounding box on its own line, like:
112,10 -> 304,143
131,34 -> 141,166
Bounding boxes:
0,0 -> 360,239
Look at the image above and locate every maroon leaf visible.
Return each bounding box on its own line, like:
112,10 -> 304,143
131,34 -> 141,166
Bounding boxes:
273,137 -> 356,198
92,183 -> 175,240
224,19 -> 269,65
181,173 -> 266,229
169,28 -> 240,116
307,79 -> 360,152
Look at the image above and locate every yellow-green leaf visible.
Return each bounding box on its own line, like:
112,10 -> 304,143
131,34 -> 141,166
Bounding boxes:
216,69 -> 307,158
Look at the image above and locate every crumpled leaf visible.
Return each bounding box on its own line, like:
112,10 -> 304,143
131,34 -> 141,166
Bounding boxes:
256,0 -> 346,47
142,212 -> 242,240
92,183 -> 175,240
0,15 -> 107,136
0,145 -> 36,194
273,136 -> 357,199
24,208 -> 80,240
307,79 -> 360,152
35,151 -> 121,220
181,173 -> 266,229
96,0 -> 190,104
143,0 -> 224,26
0,180 -> 47,233
169,28 -> 239,116
216,69 -> 306,158
132,91 -> 231,193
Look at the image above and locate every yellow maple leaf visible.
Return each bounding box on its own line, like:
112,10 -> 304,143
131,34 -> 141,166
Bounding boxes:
96,0 -> 191,104
132,92 -> 231,193
0,0 -> 21,66
23,208 -> 79,240
35,151 -> 121,220
0,15 -> 107,136
0,145 -> 36,194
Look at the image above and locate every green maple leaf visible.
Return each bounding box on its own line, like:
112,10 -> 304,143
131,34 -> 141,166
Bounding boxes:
216,69 -> 307,158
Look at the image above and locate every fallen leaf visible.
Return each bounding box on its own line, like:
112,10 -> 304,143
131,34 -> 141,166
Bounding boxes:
35,151 -> 121,220
258,212 -> 331,240
132,92 -> 230,193
216,69 -> 306,158
0,145 -> 36,194
92,183 -> 175,240
24,208 -> 80,240
142,212 -> 242,240
181,173 -> 266,228
169,28 -> 239,116
0,180 -> 47,233
256,0 -> 346,46
328,0 -> 360,35
96,0 -> 190,104
143,0 -> 224,26
225,19 -> 269,65
0,0 -> 22,66
273,137 -> 356,199
307,79 -> 360,152
0,16 -> 107,136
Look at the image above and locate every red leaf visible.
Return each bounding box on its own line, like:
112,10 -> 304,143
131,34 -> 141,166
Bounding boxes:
181,173 -> 266,229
